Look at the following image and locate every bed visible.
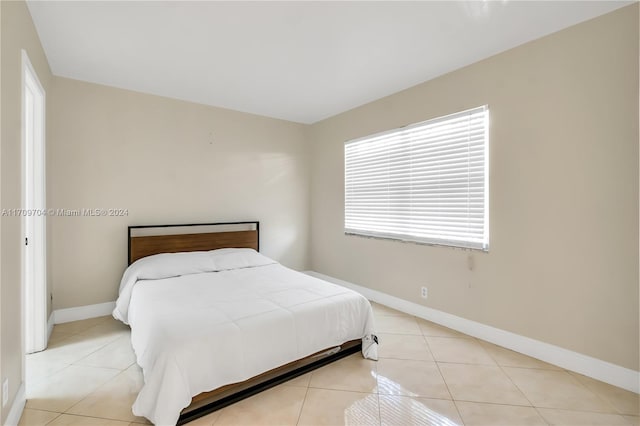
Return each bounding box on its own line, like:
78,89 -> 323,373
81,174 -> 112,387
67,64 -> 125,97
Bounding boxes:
113,222 -> 378,425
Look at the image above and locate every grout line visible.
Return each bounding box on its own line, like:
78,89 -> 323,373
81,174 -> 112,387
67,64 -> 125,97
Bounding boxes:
565,371 -> 632,416
22,407 -> 62,414
372,350 -> 382,426
63,367 -> 132,414
490,358 -> 553,425
424,335 -> 456,403
499,365 -> 622,415
426,323 -> 532,424
45,412 -> 130,424
43,412 -> 63,426
491,358 -> 536,407
420,321 -> 459,421
295,377 -> 312,426
532,407 -> 555,426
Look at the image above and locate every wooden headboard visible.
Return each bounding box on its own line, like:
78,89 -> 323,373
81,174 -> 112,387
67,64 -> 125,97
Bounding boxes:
128,222 -> 259,265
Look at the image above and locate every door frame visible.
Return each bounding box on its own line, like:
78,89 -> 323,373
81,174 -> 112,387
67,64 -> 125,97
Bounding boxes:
21,49 -> 48,355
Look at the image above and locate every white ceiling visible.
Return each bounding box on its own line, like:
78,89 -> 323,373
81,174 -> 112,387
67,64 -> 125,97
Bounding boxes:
27,1 -> 631,124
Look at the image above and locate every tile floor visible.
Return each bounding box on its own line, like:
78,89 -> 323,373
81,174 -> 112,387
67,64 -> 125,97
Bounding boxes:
19,302 -> 639,426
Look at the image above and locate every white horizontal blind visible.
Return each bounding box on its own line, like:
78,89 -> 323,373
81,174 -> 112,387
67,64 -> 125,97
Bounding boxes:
345,106 -> 489,250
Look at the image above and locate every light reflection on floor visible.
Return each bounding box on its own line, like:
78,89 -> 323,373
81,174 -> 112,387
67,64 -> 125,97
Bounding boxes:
342,372 -> 461,426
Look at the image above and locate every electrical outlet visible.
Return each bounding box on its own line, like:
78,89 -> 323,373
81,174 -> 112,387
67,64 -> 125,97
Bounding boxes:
420,286 -> 428,299
2,379 -> 8,407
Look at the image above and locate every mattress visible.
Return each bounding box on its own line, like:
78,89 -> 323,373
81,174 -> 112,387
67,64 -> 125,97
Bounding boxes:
113,249 -> 378,425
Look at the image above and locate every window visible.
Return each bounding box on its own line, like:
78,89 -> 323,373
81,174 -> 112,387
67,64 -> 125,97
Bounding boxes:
344,106 -> 489,250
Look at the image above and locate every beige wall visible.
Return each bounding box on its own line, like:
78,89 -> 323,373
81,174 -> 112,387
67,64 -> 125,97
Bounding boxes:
0,0 -> 52,422
309,4 -> 639,371
49,77 -> 310,309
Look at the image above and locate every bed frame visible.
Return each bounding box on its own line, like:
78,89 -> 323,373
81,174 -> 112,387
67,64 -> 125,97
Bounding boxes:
127,221 -> 362,425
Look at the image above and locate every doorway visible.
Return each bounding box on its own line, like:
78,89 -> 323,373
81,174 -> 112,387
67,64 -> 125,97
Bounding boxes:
22,50 -> 47,354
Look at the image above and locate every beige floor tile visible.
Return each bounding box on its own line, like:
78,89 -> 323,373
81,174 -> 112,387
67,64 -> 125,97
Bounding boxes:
377,333 -> 434,361
503,367 -> 615,413
377,358 -> 450,399
298,388 -> 380,426
427,337 -> 496,365
28,332 -> 122,366
537,407 -> 631,425
49,329 -> 76,345
76,320 -> 131,342
439,363 -> 530,406
47,334 -> 74,347
375,315 -> 422,335
53,317 -> 111,335
18,408 -> 61,426
455,401 -> 547,426
282,372 -> 312,388
309,354 -> 377,393
26,355 -> 70,387
379,395 -> 462,426
478,341 -> 563,370
90,319 -> 128,334
74,335 -> 137,370
417,319 -> 469,338
26,365 -> 121,412
370,302 -> 410,317
623,415 -> 640,425
568,372 -> 640,416
214,385 -> 306,426
46,414 -> 130,425
66,364 -> 147,423
183,410 -> 222,425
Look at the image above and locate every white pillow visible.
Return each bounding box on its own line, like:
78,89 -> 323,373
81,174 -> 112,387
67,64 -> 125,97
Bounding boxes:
208,248 -> 276,271
127,250 -> 213,281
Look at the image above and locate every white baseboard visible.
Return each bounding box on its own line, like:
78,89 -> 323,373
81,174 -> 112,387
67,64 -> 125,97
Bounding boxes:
306,271 -> 640,394
4,383 -> 25,426
53,301 -> 115,324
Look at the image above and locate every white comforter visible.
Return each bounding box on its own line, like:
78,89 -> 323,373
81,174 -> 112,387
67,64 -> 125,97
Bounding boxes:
113,249 -> 378,425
